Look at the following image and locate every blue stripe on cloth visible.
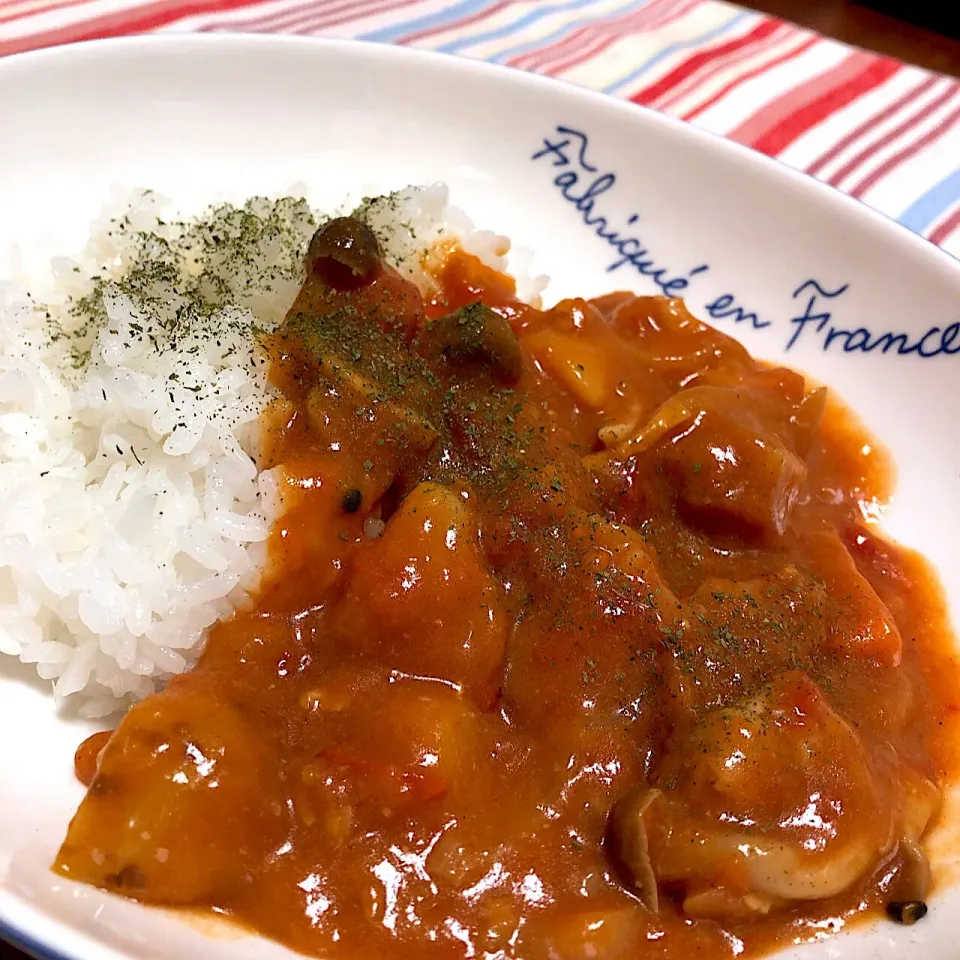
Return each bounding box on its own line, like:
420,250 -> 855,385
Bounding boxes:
357,0 -> 499,43
483,0 -> 653,64
601,6 -> 752,95
898,166 -> 960,235
434,0 -> 645,57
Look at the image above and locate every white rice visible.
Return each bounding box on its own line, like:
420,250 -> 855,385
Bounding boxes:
0,184 -> 546,717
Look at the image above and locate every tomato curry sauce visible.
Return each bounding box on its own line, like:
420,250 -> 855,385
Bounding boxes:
57,217 -> 960,960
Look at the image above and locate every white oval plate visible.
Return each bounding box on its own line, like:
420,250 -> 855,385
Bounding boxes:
1,33 -> 960,960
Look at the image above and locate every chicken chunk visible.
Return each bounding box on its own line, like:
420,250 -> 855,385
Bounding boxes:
329,482 -> 508,702
608,384 -> 823,540
55,672 -> 286,904
608,674 -> 939,919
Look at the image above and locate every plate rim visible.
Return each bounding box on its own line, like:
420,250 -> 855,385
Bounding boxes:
2,31 -> 959,283
2,29 -> 960,960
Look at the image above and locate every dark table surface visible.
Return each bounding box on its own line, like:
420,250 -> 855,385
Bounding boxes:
1,938 -> 29,959
746,0 -> 960,76
2,3 -> 959,959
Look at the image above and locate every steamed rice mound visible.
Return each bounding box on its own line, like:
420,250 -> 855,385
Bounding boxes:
0,184 -> 542,717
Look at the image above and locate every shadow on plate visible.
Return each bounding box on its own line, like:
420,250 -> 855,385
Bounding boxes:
0,655 -> 54,696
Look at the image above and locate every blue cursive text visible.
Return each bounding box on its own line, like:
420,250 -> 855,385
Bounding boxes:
532,126 -> 709,300
534,126 -> 956,360
532,126 -> 774,329
705,292 -> 772,330
787,280 -> 960,357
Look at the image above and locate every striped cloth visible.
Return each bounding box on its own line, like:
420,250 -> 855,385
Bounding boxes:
3,0 -> 960,257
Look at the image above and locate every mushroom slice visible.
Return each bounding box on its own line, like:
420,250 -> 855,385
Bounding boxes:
607,788 -> 660,912
887,768 -> 941,903
306,216 -> 383,291
420,302 -> 523,384
607,675 -> 933,922
682,886 -> 778,921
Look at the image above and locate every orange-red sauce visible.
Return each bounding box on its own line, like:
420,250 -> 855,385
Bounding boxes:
57,225 -> 960,960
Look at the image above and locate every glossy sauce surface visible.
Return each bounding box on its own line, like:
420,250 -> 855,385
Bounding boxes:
57,231 -> 960,960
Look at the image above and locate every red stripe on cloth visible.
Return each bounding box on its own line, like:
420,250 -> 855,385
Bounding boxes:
731,53 -> 900,156
509,0 -> 676,73
826,82 -> 955,186
849,101 -> 960,198
195,0 -> 415,34
629,16 -> 779,107
653,20 -> 790,112
0,0 -> 259,56
929,204 -> 960,246
805,75 -> 938,177
680,32 -> 817,122
531,0 -> 698,78
0,0 -> 101,29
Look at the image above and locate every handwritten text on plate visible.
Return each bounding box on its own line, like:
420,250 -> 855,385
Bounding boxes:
533,126 -> 959,359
